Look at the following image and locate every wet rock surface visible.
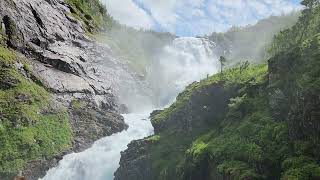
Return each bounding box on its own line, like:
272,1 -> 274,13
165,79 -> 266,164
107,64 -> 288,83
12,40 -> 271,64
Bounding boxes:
114,140 -> 153,180
0,0 -> 139,179
68,99 -> 129,153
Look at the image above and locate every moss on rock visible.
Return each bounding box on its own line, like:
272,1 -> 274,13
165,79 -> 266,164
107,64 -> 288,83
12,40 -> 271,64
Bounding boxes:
0,45 -> 72,175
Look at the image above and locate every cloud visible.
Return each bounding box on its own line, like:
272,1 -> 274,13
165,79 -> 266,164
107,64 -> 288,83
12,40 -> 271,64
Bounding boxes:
101,0 -> 154,29
103,0 -> 302,36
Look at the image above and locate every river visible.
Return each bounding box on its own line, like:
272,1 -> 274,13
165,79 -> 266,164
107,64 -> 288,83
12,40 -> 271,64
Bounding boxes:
41,37 -> 219,180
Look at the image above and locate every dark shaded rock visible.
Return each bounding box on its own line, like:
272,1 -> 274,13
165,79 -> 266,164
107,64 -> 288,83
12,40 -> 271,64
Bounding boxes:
1,15 -> 24,49
69,99 -> 128,152
30,5 -> 45,29
114,140 -> 153,180
152,83 -> 237,134
119,104 -> 129,114
23,151 -> 69,180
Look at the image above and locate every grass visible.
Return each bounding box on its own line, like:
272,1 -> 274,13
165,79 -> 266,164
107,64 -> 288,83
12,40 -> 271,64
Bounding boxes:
146,63 -> 271,179
0,46 -> 72,174
146,135 -> 161,142
146,58 -> 320,179
151,64 -> 268,126
65,0 -> 114,33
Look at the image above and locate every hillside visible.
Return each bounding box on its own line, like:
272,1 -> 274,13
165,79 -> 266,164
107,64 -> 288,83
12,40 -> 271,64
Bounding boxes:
115,2 -> 320,180
207,12 -> 300,64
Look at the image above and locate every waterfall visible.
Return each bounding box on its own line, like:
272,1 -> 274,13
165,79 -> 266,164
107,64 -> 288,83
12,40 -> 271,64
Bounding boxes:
41,37 -> 219,180
147,37 -> 219,106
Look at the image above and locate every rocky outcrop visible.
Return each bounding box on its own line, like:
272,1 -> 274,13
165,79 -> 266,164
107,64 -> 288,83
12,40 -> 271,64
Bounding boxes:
114,140 -> 153,180
68,99 -> 128,152
115,81 -> 238,180
151,83 -> 236,134
0,0 -> 139,179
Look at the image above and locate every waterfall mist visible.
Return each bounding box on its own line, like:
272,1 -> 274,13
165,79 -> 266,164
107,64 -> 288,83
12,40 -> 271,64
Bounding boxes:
41,36 -> 220,180
147,37 -> 219,107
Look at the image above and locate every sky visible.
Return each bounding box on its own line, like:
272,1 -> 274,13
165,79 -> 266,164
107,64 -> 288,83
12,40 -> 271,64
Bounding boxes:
102,0 -> 302,37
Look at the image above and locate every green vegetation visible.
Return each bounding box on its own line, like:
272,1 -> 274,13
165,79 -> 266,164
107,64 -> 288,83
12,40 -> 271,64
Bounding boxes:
152,64 -> 267,126
70,99 -> 87,110
146,135 -> 161,142
144,1 -> 320,179
65,0 -> 115,32
149,64 -> 271,179
0,46 -> 72,174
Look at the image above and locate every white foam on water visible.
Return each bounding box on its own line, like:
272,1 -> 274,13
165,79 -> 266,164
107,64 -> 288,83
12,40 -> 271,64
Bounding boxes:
42,37 -> 219,180
41,112 -> 154,180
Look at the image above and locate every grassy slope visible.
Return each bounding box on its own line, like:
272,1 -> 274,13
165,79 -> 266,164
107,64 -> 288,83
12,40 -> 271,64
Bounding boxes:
0,41 -> 72,175
146,3 -> 320,180
149,65 -> 273,180
65,0 -> 114,32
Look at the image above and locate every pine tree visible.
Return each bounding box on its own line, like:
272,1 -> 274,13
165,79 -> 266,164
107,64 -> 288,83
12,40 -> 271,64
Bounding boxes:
219,56 -> 227,78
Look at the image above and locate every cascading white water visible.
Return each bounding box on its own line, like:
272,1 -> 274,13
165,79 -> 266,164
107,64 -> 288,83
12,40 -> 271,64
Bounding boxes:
41,112 -> 154,180
148,37 -> 219,106
41,37 -> 219,180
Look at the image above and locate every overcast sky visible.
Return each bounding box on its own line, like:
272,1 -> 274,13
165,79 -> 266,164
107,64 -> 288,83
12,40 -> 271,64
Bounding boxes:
102,0 -> 302,36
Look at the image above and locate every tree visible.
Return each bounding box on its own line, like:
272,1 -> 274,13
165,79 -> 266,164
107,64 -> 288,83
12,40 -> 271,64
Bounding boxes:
219,56 -> 227,76
240,61 -> 250,74
301,0 -> 319,8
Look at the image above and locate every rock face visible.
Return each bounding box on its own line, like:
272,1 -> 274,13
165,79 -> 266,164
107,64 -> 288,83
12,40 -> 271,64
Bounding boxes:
0,0 -> 137,179
152,83 -> 235,134
69,99 -> 128,152
114,140 -> 153,180
0,0 -> 138,104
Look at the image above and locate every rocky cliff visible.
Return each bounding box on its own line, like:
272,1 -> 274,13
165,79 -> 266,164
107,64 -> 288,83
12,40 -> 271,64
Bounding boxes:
0,0 -> 142,179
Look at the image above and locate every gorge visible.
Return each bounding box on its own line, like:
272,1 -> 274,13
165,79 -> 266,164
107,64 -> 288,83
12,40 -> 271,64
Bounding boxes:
41,36 -> 220,180
0,0 -> 319,180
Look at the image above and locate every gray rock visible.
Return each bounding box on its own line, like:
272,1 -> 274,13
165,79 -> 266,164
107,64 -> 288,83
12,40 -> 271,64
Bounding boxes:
0,0 -> 146,179
114,140 -> 153,180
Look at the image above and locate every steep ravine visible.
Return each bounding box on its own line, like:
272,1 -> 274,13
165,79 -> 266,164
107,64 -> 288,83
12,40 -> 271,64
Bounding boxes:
40,36 -> 220,180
